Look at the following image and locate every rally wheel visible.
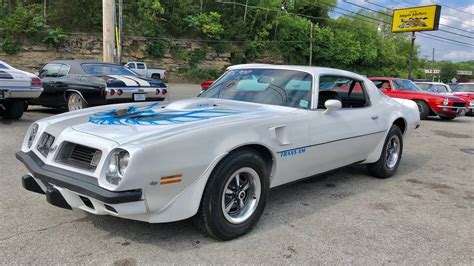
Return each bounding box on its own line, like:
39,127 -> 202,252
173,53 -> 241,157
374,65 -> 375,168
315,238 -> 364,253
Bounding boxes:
196,148 -> 270,240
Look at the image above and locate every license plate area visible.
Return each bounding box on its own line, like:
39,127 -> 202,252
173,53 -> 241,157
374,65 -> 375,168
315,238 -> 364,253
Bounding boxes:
133,93 -> 146,101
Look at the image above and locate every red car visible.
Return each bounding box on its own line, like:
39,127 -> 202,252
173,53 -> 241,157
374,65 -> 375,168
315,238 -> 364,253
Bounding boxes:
451,83 -> 474,116
200,80 -> 215,91
369,77 -> 467,120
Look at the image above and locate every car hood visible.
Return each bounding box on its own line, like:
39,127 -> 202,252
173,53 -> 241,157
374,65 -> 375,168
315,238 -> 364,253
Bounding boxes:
45,98 -> 284,145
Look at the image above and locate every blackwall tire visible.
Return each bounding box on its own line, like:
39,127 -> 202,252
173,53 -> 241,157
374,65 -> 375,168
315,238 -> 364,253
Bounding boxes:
195,149 -> 270,240
414,100 -> 430,120
5,100 -> 25,120
367,125 -> 403,179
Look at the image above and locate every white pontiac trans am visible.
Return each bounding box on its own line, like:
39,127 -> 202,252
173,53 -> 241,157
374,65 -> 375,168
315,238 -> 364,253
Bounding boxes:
17,65 -> 420,240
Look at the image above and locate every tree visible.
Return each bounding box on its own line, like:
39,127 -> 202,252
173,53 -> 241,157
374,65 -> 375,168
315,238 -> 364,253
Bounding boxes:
439,61 -> 458,83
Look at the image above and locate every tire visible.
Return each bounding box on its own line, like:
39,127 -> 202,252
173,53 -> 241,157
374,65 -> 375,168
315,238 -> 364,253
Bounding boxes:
414,100 -> 430,120
439,116 -> 455,120
195,149 -> 270,240
5,100 -> 25,120
67,92 -> 87,111
367,125 -> 403,179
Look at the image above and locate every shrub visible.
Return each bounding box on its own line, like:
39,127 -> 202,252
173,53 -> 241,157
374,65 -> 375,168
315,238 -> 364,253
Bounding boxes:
177,67 -> 221,82
1,38 -> 20,55
145,38 -> 171,59
42,28 -> 68,49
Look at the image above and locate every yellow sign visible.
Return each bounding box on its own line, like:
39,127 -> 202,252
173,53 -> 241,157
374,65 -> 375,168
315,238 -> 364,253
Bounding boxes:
391,5 -> 441,33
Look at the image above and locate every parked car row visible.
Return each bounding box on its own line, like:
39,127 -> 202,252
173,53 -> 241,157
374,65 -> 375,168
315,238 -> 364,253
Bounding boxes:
0,60 -> 169,119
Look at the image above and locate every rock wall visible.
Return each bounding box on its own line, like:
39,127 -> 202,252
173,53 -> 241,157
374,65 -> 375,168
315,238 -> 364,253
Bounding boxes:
0,33 -> 282,80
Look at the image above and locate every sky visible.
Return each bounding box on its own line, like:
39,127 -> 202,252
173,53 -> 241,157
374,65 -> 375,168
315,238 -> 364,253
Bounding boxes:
333,0 -> 474,62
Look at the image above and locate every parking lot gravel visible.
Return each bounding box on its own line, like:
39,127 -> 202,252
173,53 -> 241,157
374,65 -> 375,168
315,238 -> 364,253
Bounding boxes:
1,83 -> 473,264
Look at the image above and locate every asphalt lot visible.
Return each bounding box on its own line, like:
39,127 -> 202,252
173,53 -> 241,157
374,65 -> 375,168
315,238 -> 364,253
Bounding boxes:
1,83 -> 473,264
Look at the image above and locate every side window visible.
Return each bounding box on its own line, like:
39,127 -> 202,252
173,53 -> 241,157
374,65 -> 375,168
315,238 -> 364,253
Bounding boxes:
0,63 -> 7,69
58,64 -> 70,77
128,63 -> 136,69
372,80 -> 390,90
137,63 -> 145,69
39,64 -> 61,78
318,76 -> 369,109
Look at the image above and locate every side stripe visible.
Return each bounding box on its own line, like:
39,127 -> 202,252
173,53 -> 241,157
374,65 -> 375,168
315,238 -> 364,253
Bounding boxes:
278,130 -> 387,154
125,76 -> 151,87
108,75 -> 139,86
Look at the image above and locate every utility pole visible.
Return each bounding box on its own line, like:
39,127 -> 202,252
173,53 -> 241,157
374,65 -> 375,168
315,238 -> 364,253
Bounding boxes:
103,0 -> 115,63
407,31 -> 416,80
118,0 -> 123,64
309,23 -> 313,66
431,48 -> 435,81
243,0 -> 249,22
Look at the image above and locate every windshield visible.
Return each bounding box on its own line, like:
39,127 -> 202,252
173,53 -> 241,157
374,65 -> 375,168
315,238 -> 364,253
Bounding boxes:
453,84 -> 474,92
82,63 -> 137,76
393,79 -> 422,91
415,83 -> 430,90
200,69 -> 313,109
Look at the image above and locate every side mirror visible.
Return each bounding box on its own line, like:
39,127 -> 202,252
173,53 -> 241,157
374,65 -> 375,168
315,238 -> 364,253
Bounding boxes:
324,99 -> 342,113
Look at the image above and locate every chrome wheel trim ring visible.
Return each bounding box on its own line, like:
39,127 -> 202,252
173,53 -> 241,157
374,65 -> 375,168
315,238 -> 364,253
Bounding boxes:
386,135 -> 401,169
68,93 -> 83,111
221,167 -> 261,224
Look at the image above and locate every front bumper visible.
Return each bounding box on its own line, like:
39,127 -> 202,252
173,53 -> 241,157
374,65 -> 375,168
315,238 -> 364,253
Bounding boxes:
0,87 -> 43,100
436,105 -> 467,117
16,151 -> 142,204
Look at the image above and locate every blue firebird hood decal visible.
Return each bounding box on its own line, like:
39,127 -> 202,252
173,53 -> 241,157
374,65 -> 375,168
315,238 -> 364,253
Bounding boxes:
89,103 -> 239,125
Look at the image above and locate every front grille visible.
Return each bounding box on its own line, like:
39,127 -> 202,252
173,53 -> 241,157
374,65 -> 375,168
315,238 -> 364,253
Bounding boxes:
453,102 -> 466,108
56,142 -> 102,171
37,133 -> 55,157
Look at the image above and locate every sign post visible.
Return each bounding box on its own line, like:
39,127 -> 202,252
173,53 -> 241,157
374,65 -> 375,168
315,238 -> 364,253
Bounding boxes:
391,5 -> 441,80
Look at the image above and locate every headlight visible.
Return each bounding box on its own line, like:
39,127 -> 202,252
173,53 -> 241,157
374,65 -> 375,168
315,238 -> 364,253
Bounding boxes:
106,149 -> 130,186
470,100 -> 474,107
27,123 -> 39,148
443,98 -> 449,106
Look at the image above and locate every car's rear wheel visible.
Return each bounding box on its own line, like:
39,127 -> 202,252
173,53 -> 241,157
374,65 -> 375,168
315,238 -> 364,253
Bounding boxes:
196,149 -> 269,240
4,100 -> 25,120
67,92 -> 87,111
414,100 -> 430,120
367,125 -> 403,179
439,115 -> 455,120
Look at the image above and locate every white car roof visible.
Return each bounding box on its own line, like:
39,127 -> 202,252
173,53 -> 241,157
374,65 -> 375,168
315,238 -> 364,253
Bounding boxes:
227,64 -> 367,81
415,82 -> 447,85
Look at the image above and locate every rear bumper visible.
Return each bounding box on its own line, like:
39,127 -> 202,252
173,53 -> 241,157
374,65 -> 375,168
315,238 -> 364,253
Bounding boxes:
104,86 -> 167,100
0,87 -> 43,100
15,151 -> 142,204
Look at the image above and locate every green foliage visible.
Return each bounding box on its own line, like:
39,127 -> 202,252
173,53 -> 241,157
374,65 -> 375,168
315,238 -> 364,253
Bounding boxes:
186,12 -> 224,39
0,4 -> 46,40
439,61 -> 458,82
189,48 -> 207,66
42,28 -> 68,49
146,38 -> 171,59
1,38 -> 20,55
177,67 -> 221,82
170,43 -> 189,61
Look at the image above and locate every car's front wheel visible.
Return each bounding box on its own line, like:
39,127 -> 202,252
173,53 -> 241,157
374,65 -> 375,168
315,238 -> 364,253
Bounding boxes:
196,149 -> 269,240
367,125 -> 403,179
67,92 -> 87,111
414,100 -> 430,120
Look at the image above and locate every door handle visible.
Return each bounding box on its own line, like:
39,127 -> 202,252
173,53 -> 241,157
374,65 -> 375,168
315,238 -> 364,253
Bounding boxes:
371,115 -> 379,120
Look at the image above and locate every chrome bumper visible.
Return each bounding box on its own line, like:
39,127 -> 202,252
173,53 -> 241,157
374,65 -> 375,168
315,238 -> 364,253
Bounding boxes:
0,88 -> 43,99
